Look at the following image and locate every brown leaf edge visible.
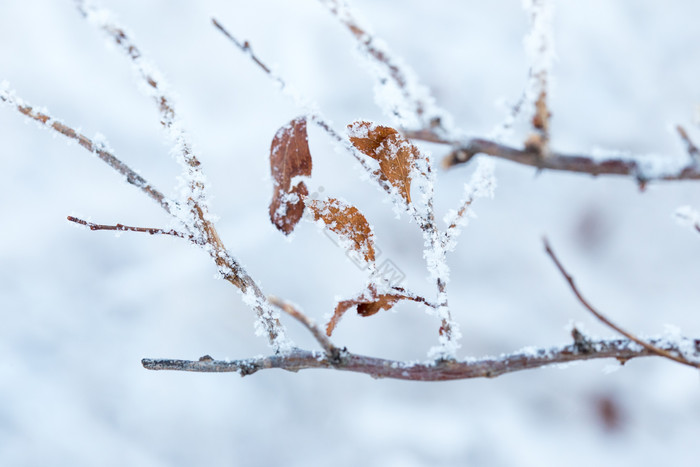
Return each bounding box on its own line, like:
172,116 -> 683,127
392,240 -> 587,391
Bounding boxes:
347,121 -> 420,205
269,117 -> 312,235
326,285 -> 423,336
307,197 -> 376,263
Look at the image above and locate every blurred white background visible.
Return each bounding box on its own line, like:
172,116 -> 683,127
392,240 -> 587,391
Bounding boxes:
1,1 -> 699,466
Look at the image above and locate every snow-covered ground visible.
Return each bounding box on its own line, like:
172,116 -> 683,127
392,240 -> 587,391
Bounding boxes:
1,1 -> 699,465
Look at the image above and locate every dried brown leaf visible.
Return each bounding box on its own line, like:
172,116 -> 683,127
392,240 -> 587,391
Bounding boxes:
326,285 -> 424,336
327,292 -> 402,336
269,117 -> 312,235
347,121 -> 420,205
307,198 -> 375,263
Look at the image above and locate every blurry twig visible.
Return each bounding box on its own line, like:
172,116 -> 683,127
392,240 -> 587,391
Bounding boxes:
676,125 -> 700,164
543,238 -> 700,369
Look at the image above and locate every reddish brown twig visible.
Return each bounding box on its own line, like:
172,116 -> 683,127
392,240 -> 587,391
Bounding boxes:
543,238 -> 700,369
142,337 -> 700,380
66,216 -> 200,243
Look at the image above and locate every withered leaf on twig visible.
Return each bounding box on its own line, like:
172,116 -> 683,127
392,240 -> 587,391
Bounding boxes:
269,117 -> 312,235
347,121 -> 420,205
326,285 -> 420,336
307,197 -> 376,263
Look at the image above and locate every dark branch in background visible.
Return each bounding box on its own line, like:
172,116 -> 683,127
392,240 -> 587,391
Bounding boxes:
142,338 -> 700,380
543,238 -> 700,369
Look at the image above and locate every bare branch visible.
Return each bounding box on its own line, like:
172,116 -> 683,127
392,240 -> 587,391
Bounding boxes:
142,338 -> 700,380
544,238 -> 700,369
0,90 -> 172,212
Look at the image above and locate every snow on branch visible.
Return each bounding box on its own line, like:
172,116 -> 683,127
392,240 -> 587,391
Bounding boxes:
74,0 -> 210,231
0,81 -> 172,212
318,0 -> 452,133
142,337 -> 700,380
50,1 -> 294,353
67,216 -> 198,243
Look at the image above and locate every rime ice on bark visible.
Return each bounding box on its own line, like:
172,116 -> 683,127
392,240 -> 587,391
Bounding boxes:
321,0 -> 452,133
443,157 -> 497,248
77,0 -> 211,240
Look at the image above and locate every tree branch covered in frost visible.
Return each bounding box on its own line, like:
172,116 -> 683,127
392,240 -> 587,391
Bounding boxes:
5,2 -> 700,382
0,81 -> 172,212
318,0 -> 453,133
142,337 -> 700,380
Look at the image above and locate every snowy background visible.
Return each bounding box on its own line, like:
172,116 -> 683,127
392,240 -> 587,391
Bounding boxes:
1,1 -> 700,466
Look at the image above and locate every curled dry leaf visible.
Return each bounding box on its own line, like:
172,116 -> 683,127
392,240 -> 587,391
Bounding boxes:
269,117 -> 312,235
307,197 -> 376,263
347,121 -> 420,205
326,285 -> 422,336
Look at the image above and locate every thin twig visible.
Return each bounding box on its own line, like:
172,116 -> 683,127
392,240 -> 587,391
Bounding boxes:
543,238 -> 700,369
0,91 -> 172,212
66,216 -> 199,243
142,337 -> 700,380
268,296 -> 341,361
